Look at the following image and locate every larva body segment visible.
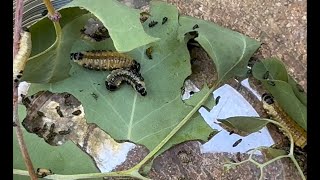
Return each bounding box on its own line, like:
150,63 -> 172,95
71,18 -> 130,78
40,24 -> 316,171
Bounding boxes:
13,30 -> 32,83
262,93 -> 307,148
105,69 -> 147,96
70,50 -> 140,71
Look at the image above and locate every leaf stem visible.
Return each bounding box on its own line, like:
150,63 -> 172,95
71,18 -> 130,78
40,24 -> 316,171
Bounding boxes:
43,0 -> 62,37
13,0 -> 38,179
13,168 -> 151,180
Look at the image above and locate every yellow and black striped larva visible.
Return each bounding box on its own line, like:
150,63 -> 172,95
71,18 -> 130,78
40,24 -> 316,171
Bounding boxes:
262,93 -> 307,148
13,28 -> 32,83
80,18 -> 110,42
140,11 -> 151,23
105,69 -> 147,96
162,17 -> 168,25
145,47 -> 153,59
36,168 -> 53,178
148,20 -> 158,28
70,50 -> 140,72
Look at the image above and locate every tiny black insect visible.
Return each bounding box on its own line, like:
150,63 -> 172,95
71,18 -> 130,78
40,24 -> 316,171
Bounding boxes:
145,47 -> 153,59
37,168 -> 53,178
267,80 -> 276,86
91,93 -> 98,100
72,110 -> 82,116
215,96 -> 221,105
148,20 -> 158,28
37,111 -> 45,117
49,123 -> 55,133
192,24 -> 199,30
46,131 -> 58,143
162,17 -> 168,24
55,106 -> 64,117
105,69 -> 147,96
229,131 -> 234,135
32,127 -> 42,133
59,128 -> 71,135
263,71 -> 269,79
189,91 -> 195,95
232,139 -> 242,147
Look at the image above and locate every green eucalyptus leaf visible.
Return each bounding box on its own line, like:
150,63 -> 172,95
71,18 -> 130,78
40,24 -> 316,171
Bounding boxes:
178,16 -> 261,83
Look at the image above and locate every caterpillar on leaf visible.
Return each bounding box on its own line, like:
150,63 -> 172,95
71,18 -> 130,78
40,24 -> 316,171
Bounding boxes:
70,50 -> 140,72
13,28 -> 32,83
105,69 -> 147,96
262,93 -> 307,149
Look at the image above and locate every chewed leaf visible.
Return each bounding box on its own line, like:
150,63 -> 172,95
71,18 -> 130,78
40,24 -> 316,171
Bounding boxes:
178,16 -> 261,83
252,59 -> 307,130
63,0 -> 159,52
22,8 -> 89,83
14,106 -> 99,177
218,116 -> 269,136
28,2 -> 214,158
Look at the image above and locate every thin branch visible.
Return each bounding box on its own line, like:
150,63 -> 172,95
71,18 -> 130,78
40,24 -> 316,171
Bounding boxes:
13,0 -> 38,179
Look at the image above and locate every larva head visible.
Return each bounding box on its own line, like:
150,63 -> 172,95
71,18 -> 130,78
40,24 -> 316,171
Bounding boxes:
70,52 -> 84,61
262,93 -> 274,105
105,81 -> 118,91
132,60 -> 141,72
135,83 -> 147,96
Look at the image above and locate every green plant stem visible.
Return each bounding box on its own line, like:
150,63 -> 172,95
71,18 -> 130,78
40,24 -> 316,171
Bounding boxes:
13,169 -> 150,180
227,118 -> 305,180
13,0 -> 38,179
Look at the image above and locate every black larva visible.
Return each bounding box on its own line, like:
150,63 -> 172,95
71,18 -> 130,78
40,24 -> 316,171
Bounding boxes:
105,69 -> 147,96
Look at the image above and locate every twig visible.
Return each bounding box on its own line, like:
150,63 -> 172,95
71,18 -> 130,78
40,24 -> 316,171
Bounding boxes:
13,0 -> 38,179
